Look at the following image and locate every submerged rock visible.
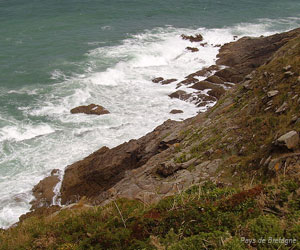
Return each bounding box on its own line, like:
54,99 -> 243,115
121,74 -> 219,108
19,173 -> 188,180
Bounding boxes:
186,47 -> 199,52
170,109 -> 183,114
161,78 -> 177,85
70,104 -> 110,115
181,34 -> 203,42
152,77 -> 164,83
168,90 -> 191,100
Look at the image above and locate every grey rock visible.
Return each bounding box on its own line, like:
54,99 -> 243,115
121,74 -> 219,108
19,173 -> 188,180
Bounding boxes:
152,77 -> 164,83
291,115 -> 298,123
242,80 -> 252,90
267,90 -> 279,98
284,71 -> 294,77
276,131 -> 299,150
275,102 -> 288,113
170,109 -> 183,114
268,159 -> 282,172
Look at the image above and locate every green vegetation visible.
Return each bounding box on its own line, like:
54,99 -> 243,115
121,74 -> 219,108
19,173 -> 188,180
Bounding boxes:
0,178 -> 299,249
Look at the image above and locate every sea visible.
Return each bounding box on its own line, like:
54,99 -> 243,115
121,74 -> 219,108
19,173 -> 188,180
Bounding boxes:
1,0 -> 300,228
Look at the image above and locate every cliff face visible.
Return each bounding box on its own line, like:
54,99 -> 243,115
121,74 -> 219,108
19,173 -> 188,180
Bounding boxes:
3,28 -> 300,250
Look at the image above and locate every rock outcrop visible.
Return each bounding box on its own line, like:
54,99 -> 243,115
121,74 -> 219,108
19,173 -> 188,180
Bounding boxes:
31,169 -> 60,209
181,34 -> 203,42
70,104 -> 110,115
60,119 -> 186,204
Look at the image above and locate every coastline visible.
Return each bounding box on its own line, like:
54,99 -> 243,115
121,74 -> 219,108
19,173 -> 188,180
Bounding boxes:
1,26 -> 300,249
25,27 -> 300,217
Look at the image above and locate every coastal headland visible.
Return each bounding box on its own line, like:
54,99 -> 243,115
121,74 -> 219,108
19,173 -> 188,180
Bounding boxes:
1,27 -> 300,249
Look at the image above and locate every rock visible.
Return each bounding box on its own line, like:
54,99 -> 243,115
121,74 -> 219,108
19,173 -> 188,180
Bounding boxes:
186,47 -> 199,52
161,79 -> 177,85
275,131 -> 299,150
152,77 -> 164,83
283,65 -> 292,71
190,81 -> 225,99
170,109 -> 183,114
31,170 -> 61,210
156,162 -> 182,177
284,71 -> 294,77
291,115 -> 298,123
244,73 -> 254,80
242,80 -> 253,90
275,102 -> 288,113
184,65 -> 220,80
194,159 -> 221,175
70,104 -> 110,115
205,75 -> 224,84
214,68 -> 242,83
267,90 -> 279,98
168,90 -> 191,100
268,159 -> 283,172
178,77 -> 199,87
60,119 -> 184,204
181,34 -> 203,42
216,28 -> 300,77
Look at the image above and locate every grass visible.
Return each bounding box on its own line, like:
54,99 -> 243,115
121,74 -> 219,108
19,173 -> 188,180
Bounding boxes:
0,178 -> 299,249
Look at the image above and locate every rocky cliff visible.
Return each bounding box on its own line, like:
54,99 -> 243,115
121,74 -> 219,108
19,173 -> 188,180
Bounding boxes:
56,27 -> 300,207
1,28 -> 300,250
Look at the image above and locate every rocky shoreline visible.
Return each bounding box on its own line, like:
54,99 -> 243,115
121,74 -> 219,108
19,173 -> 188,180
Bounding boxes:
25,27 -> 300,221
2,27 -> 300,249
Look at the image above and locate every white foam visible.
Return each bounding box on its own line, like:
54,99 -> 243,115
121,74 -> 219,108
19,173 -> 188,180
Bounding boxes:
0,124 -> 55,142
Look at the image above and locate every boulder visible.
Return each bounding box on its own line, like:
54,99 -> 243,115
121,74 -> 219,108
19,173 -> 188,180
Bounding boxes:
275,131 -> 299,150
168,90 -> 191,100
70,104 -> 110,115
152,77 -> 164,83
186,47 -> 199,52
170,109 -> 183,114
161,79 -> 177,85
156,162 -> 181,177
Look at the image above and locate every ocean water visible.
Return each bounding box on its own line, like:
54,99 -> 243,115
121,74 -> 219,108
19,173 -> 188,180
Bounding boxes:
1,0 -> 300,228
